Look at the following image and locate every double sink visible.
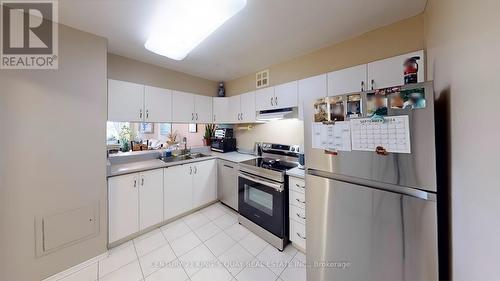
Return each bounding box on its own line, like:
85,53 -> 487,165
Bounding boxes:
160,153 -> 211,163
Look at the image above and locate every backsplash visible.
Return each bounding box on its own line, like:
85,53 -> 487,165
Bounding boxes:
233,119 -> 304,151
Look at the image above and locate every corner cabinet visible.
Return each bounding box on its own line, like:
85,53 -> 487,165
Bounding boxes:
213,97 -> 230,123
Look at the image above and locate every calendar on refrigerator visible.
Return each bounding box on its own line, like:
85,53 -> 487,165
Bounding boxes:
350,116 -> 411,153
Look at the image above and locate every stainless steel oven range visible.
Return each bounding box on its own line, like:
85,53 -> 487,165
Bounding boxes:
238,143 -> 300,251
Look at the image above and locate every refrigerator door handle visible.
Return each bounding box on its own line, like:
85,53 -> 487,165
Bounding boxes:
307,169 -> 436,201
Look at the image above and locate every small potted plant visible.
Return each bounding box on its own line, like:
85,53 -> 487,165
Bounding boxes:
203,124 -> 215,146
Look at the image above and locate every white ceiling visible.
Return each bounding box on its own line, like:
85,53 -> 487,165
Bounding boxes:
59,0 -> 426,81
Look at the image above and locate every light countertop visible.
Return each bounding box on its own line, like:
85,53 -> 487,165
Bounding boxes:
286,167 -> 305,179
108,151 -> 256,177
211,151 -> 257,163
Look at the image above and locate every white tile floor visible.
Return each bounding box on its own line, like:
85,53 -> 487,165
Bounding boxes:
54,202 -> 306,281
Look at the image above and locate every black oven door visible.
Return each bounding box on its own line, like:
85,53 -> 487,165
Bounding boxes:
238,172 -> 286,238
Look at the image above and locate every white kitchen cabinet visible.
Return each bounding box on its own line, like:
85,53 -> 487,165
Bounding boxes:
172,90 -> 195,123
213,97 -> 230,123
139,169 -> 164,230
194,94 -> 213,123
192,159 -> 217,207
274,81 -> 298,108
328,64 -> 367,96
367,50 -> 425,90
288,177 -> 306,251
240,91 -> 256,122
163,164 -> 193,221
144,86 -> 172,122
108,173 -> 139,243
255,87 -> 275,111
108,79 -> 144,122
228,95 -> 241,123
298,74 -> 327,120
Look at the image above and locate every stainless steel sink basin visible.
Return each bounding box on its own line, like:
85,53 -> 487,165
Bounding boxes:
160,153 -> 209,163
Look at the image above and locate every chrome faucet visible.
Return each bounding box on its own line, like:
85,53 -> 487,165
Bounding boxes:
182,137 -> 190,155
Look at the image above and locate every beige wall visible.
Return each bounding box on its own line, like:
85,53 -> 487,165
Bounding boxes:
226,15 -> 425,96
234,120 -> 304,151
0,25 -> 108,281
108,54 -> 218,96
424,0 -> 500,280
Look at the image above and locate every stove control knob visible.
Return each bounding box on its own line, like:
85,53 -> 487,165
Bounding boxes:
291,147 -> 295,152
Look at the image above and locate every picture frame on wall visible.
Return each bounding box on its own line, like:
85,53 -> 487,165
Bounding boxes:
188,124 -> 197,133
139,123 -> 154,134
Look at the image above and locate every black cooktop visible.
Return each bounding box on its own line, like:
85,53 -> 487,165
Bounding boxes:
241,157 -> 298,172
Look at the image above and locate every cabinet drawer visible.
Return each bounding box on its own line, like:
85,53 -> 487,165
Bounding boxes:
289,177 -> 305,194
290,220 -> 306,250
289,204 -> 306,225
290,190 -> 306,208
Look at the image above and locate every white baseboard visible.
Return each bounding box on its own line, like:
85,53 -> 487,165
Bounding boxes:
42,252 -> 108,281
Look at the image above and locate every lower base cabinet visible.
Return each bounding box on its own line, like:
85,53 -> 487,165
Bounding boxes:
164,164 -> 193,221
108,173 -> 139,243
108,159 -> 217,244
289,177 -> 307,251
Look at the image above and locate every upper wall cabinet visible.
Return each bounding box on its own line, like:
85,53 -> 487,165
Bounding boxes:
144,86 -> 172,122
240,91 -> 256,123
298,74 -> 327,120
255,82 -> 298,111
108,79 -> 144,122
274,81 -> 298,108
255,87 -> 275,111
328,64 -> 367,96
172,91 -> 195,123
213,97 -> 230,123
228,95 -> 241,123
367,50 -> 425,90
194,94 -> 213,123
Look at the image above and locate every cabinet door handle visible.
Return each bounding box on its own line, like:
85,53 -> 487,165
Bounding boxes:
270,97 -> 273,106
141,177 -> 144,186
196,113 -> 199,120
133,179 -> 137,188
240,113 -> 243,120
295,183 -> 305,189
194,166 -> 197,174
296,198 -> 306,204
361,81 -> 365,91
223,164 -> 234,169
296,213 -> 306,220
139,109 -> 143,119
274,96 -> 278,106
191,113 -> 194,120
189,166 -> 192,175
371,79 -> 375,90
296,232 -> 306,240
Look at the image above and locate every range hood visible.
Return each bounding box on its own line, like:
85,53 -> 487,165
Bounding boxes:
256,107 -> 298,121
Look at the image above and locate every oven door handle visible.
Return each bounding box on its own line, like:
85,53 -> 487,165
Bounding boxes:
239,172 -> 284,192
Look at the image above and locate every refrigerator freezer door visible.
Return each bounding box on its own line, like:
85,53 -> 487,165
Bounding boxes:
306,173 -> 438,281
304,82 -> 437,192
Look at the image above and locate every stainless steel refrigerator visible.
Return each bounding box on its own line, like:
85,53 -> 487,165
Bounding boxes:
304,82 -> 438,281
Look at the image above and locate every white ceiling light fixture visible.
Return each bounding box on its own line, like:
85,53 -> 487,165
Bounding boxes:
145,0 -> 247,60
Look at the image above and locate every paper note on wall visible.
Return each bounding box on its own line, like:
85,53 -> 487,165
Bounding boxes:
311,122 -> 352,151
350,116 -> 411,153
